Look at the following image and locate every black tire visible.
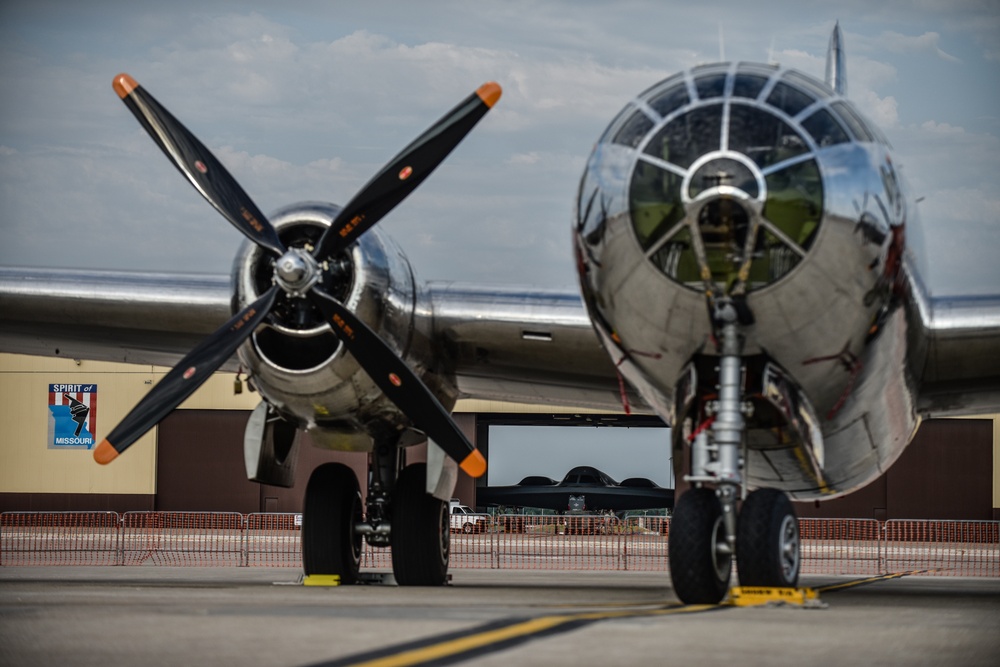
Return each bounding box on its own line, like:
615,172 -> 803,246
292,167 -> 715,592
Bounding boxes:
461,523 -> 473,534
668,488 -> 732,604
391,463 -> 450,586
736,488 -> 801,588
302,463 -> 363,584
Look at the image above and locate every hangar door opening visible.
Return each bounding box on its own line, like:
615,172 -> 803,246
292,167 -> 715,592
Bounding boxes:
475,414 -> 673,512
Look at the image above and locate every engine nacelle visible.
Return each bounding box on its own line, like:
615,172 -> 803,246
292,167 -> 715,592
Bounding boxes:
232,202 -> 426,451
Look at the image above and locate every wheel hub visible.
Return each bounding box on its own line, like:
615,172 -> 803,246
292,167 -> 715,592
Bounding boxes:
711,515 -> 732,580
779,514 -> 801,579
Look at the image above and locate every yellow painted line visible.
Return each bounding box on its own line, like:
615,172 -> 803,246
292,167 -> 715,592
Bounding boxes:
339,572 -> 945,667
345,615 -> 578,667
816,570 -> 927,593
571,604 -> 717,621
336,574 -> 923,666
344,604 -> 717,667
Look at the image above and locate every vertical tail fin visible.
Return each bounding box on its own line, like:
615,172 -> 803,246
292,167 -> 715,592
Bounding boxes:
825,21 -> 847,96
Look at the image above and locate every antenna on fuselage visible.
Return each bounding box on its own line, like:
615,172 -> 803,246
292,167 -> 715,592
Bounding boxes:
825,21 -> 847,96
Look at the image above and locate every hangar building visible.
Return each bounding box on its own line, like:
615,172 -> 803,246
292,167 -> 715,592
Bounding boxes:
1,354 -> 998,521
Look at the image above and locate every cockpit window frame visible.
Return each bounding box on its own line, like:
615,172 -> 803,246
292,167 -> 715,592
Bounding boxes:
612,107 -> 656,148
694,72 -> 729,100
831,101 -> 879,144
591,64 -> 884,295
766,81 -> 816,119
618,64 -> 853,295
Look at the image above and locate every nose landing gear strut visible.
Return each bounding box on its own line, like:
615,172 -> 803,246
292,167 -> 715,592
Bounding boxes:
668,302 -> 801,604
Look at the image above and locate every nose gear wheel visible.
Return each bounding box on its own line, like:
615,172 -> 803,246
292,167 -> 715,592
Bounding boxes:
669,304 -> 801,604
668,487 -> 732,604
736,488 -> 801,587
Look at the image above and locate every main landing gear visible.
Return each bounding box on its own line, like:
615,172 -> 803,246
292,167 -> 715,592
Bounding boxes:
668,305 -> 801,604
302,437 -> 451,586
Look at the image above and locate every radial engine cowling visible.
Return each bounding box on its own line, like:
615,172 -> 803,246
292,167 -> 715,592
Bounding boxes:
232,202 -> 425,451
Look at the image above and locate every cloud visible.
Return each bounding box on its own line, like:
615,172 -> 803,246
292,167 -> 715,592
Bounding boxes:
917,120 -> 965,135
909,186 -> 1000,295
507,152 -> 542,165
856,91 -> 899,128
888,118 -> 1000,294
878,31 -> 962,63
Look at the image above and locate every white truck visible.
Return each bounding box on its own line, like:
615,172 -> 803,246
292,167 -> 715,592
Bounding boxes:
448,500 -> 490,533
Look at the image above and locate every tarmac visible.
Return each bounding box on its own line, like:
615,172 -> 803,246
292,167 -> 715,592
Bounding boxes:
1,566 -> 999,666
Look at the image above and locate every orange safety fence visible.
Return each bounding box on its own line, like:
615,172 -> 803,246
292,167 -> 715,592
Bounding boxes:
360,516 -> 499,570
245,513 -> 300,567
798,518 -> 882,576
620,516 -> 669,572
882,520 -> 999,577
121,512 -> 245,566
494,515 -> 622,570
2,512 -> 997,577
1,512 -> 121,566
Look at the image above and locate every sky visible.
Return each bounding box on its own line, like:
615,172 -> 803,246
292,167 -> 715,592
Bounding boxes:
1,0 -> 998,296
488,425 -> 674,487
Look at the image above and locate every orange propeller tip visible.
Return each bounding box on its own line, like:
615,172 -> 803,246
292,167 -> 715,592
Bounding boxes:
459,449 -> 487,478
476,82 -> 502,108
94,439 -> 119,465
113,73 -> 138,99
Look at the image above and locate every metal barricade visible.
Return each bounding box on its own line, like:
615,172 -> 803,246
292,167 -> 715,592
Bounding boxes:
883,520 -> 999,577
1,511 -> 121,566
245,513 -> 301,567
451,515 -> 496,569
2,512 -> 998,577
358,514 -> 498,570
121,512 -> 245,566
798,518 -> 882,576
620,516 -> 670,572
494,515 -> 622,570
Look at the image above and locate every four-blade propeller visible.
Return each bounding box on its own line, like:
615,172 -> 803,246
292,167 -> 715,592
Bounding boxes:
94,73 -> 498,478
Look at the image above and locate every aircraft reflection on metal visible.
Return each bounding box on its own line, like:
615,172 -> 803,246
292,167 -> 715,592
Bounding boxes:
477,465 -> 674,512
573,21 -> 1000,602
1,23 -> 999,602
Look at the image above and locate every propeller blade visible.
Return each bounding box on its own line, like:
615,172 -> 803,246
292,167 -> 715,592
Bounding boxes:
94,285 -> 280,464
310,287 -> 486,478
113,73 -> 285,256
313,82 -> 501,260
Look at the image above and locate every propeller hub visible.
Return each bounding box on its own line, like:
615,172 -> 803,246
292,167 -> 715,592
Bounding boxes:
274,247 -> 321,298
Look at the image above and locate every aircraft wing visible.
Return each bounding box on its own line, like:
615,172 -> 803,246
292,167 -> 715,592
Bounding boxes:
0,266 -> 233,370
5,262 -> 996,420
0,266 -> 645,412
426,282 -> 647,412
905,263 -> 1000,417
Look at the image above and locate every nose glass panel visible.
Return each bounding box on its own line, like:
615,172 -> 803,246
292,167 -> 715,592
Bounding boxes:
689,158 -> 759,199
630,161 -> 685,250
642,104 -> 723,169
625,68 -> 832,294
728,105 -> 808,169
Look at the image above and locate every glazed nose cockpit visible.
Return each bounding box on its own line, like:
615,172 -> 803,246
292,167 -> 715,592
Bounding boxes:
585,62 -> 888,297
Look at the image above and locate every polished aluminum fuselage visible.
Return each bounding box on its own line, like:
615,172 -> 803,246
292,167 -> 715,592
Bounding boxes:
573,63 -> 1000,498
